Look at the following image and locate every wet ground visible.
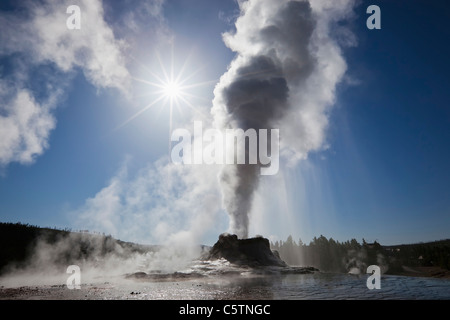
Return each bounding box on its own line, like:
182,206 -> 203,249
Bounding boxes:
1,270 -> 449,300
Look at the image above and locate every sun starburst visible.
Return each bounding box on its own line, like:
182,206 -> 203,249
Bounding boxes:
163,81 -> 181,99
114,46 -> 217,156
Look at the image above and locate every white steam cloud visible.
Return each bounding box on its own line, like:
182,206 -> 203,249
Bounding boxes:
211,0 -> 355,238
73,159 -> 223,250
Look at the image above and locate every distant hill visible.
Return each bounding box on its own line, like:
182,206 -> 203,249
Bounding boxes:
0,222 -> 157,275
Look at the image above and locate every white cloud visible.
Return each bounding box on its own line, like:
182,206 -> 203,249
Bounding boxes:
0,0 -> 165,167
1,0 -> 131,93
30,0 -> 131,94
116,0 -> 167,34
0,83 -> 60,166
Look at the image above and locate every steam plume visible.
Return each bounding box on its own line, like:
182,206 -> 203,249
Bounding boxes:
212,0 -> 355,238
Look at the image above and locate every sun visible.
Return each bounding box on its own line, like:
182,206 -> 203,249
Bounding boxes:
113,45 -> 218,156
163,81 -> 182,99
115,52 -> 202,132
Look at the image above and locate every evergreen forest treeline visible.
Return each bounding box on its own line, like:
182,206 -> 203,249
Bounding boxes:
271,235 -> 450,274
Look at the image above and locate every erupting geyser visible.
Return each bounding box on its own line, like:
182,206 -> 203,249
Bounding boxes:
211,0 -> 350,238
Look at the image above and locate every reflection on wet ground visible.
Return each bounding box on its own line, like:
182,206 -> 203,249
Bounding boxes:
1,265 -> 450,300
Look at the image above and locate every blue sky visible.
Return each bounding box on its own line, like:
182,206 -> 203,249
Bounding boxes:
0,0 -> 449,246
322,0 -> 450,244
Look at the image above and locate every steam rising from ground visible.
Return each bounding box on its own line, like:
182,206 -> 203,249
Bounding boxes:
212,0 -> 355,238
0,230 -> 206,288
73,159 -> 222,245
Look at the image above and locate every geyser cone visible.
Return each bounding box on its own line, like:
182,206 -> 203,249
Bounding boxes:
207,233 -> 288,267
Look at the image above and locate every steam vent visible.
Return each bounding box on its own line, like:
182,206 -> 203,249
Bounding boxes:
207,233 -> 288,267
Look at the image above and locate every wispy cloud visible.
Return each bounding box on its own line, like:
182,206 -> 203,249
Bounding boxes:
1,0 -> 131,93
0,83 -> 59,166
0,0 -> 160,168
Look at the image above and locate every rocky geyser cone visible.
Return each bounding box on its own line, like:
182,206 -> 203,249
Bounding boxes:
207,233 -> 288,267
